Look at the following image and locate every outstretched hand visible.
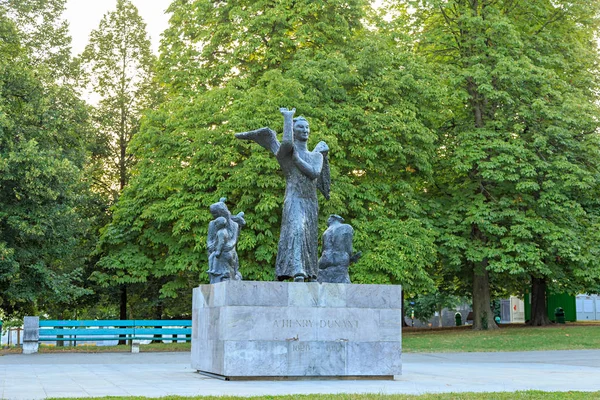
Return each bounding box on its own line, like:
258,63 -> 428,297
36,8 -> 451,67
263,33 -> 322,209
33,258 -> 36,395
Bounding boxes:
280,107 -> 296,117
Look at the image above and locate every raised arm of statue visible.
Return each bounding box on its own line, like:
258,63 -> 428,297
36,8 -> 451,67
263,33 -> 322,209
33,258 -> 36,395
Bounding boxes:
315,141 -> 330,199
279,107 -> 295,156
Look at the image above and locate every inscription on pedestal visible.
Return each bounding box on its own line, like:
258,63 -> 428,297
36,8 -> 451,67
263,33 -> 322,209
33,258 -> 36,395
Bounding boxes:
292,343 -> 312,352
326,343 -> 344,352
273,319 -> 359,329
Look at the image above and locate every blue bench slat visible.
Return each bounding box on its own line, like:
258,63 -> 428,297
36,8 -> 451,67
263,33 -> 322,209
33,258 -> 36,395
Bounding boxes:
40,328 -> 136,336
39,328 -> 191,335
40,320 -> 137,327
39,337 -> 122,342
134,328 -> 191,335
133,320 -> 192,326
40,320 -> 191,327
36,320 -> 192,342
41,338 -> 192,342
40,337 -> 192,341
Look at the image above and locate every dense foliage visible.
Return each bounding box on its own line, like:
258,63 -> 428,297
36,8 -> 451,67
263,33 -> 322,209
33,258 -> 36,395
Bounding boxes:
0,2 -> 95,319
407,0 -> 600,328
93,0 -> 444,316
1,0 -> 599,325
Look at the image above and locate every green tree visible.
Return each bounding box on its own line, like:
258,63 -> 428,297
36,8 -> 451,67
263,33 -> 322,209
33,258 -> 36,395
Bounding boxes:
96,0 -> 444,315
0,10 -> 94,319
79,0 -> 157,320
407,0 -> 600,328
79,0 -> 156,201
1,0 -> 74,80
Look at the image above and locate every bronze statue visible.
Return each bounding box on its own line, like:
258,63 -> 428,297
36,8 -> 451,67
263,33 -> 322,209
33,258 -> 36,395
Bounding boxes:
207,198 -> 245,283
236,108 -> 330,282
317,214 -> 361,283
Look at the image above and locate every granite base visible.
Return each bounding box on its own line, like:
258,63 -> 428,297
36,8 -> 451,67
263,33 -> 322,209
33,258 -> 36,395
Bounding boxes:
191,281 -> 402,378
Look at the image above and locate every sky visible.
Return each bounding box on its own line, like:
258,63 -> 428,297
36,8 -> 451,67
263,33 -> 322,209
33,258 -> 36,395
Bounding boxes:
64,0 -> 173,56
63,1 -> 388,56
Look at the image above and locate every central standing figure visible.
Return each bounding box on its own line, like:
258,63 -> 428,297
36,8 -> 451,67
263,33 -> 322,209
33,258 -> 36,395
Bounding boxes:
236,108 -> 330,282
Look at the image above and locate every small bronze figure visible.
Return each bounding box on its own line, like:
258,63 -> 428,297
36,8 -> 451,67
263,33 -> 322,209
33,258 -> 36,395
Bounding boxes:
207,198 -> 245,283
317,215 -> 361,283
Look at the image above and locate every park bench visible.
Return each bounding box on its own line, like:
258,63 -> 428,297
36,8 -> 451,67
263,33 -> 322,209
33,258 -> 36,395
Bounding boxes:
23,317 -> 192,354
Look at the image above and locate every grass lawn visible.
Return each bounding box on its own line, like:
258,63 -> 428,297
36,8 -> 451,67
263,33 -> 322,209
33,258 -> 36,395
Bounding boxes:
403,323 -> 600,352
46,391 -> 600,399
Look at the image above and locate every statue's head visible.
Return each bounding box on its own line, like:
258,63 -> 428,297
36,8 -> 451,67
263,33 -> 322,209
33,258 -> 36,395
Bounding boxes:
327,214 -> 344,226
209,199 -> 229,218
214,216 -> 227,229
293,116 -> 309,142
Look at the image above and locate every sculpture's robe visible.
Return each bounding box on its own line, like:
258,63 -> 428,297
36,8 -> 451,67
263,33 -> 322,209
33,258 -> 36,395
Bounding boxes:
274,150 -> 322,281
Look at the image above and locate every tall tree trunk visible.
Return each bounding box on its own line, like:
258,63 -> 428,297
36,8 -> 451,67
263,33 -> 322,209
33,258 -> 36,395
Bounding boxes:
401,289 -> 409,328
470,224 -> 498,331
466,77 -> 497,332
120,284 -> 127,319
57,310 -> 64,347
118,284 -> 127,345
152,301 -> 164,344
472,265 -> 498,330
528,277 -> 551,326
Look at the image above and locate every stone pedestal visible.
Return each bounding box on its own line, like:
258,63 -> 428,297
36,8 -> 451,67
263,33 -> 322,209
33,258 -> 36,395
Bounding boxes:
191,281 -> 402,379
23,316 -> 39,355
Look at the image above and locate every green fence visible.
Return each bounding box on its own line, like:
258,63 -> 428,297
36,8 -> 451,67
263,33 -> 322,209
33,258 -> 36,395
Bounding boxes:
524,292 -> 577,322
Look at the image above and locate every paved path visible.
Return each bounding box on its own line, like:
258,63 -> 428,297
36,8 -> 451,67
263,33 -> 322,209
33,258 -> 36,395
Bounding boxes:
1,350 -> 599,399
